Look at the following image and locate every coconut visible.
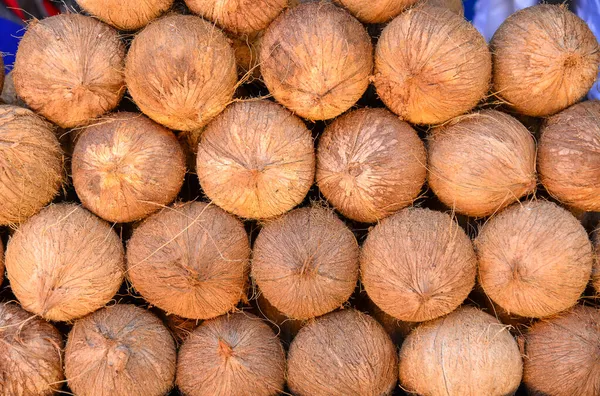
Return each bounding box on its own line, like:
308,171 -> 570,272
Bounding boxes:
76,0 -> 173,30
65,304 -> 176,396
13,14 -> 125,128
421,0 -> 464,15
399,306 -> 523,395
361,295 -> 417,345
374,6 -> 491,125
476,201 -> 593,318
72,112 -> 186,223
177,312 -> 286,396
5,204 -> 125,322
163,314 -> 200,345
127,201 -> 250,319
428,110 -> 537,217
196,100 -> 315,219
334,0 -> 417,23
0,303 -> 64,396
523,305 -> 600,396
0,105 -> 63,226
316,108 -> 426,223
231,33 -> 262,81
491,5 -> 600,117
260,2 -> 373,121
252,207 -> 359,320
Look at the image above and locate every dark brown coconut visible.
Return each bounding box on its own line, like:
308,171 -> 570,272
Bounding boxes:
399,306 -> 523,395
317,108 -> 426,223
76,0 -> 173,30
374,6 -> 491,125
252,207 -> 359,320
196,100 -> 315,219
127,201 -> 250,320
334,0 -> 417,23
0,303 -> 64,396
72,112 -> 186,223
428,110 -> 537,217
491,5 -> 600,117
361,207 -> 477,322
260,3 -> 373,120
524,305 -> 600,396
65,304 -> 176,396
13,14 -> 125,128
177,312 -> 286,396
125,15 -> 237,131
476,201 -> 593,318
5,204 -> 125,322
421,0 -> 464,15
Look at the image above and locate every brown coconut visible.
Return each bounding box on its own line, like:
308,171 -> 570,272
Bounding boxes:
288,309 -> 397,396
524,305 -> 600,396
127,201 -> 250,320
374,6 -> 491,125
72,112 -> 186,223
399,306 -> 523,395
177,312 -> 286,396
65,304 -> 176,396
76,0 -> 173,30
196,100 -> 315,219
13,14 -> 125,128
0,303 -> 64,396
5,204 -> 125,322
476,201 -> 593,318
252,207 -> 359,320
361,207 -> 477,322
231,33 -> 262,81
162,314 -> 200,345
334,0 -> 417,23
260,2 -> 373,120
421,0 -> 464,15
125,15 -> 237,131
428,110 -> 537,217
316,108 -> 426,223
491,5 -> 600,117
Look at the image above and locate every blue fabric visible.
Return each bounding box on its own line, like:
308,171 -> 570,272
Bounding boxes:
0,18 -> 23,72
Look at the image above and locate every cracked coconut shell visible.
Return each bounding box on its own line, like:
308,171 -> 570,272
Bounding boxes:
260,2 -> 373,120
125,14 -> 237,131
491,5 -> 600,117
334,0 -> 418,23
475,201 -> 593,318
5,204 -> 125,322
374,5 -> 491,125
72,112 -> 186,223
76,0 -> 173,30
428,110 -> 537,217
65,304 -> 176,396
13,14 -> 125,128
177,312 -> 286,396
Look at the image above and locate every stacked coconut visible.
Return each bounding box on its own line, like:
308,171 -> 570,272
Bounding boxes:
1,0 -> 600,395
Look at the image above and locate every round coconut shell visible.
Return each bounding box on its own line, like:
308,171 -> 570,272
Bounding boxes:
252,207 -> 359,320
361,207 -> 477,322
428,110 -> 537,217
374,6 -> 491,125
196,100 -> 315,220
72,112 -> 186,223
399,306 -> 523,396
5,204 -> 125,322
13,14 -> 125,128
524,305 -> 600,396
421,0 -> 464,15
127,201 -> 250,320
0,303 -> 64,396
475,201 -> 593,318
260,2 -> 373,121
316,108 -> 426,223
538,101 -> 600,211
334,0 -> 417,23
76,0 -> 173,30
491,5 -> 600,117
177,312 -> 286,396
125,14 -> 237,131
0,106 -> 63,226
65,304 -> 176,396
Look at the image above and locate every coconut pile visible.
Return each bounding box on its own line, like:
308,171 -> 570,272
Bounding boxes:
1,0 -> 600,395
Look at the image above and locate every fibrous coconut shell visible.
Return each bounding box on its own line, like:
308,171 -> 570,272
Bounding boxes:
334,0 -> 418,23
231,32 -> 262,81
421,0 -> 464,15
76,0 -> 174,30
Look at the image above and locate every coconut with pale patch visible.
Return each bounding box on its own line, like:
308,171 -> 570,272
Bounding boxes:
5,204 -> 125,322
491,5 -> 600,117
125,14 -> 237,131
476,201 -> 593,318
76,0 -> 173,30
374,6 -> 491,125
13,14 -> 125,128
334,0 -> 417,23
260,2 -> 372,120
65,304 -> 176,396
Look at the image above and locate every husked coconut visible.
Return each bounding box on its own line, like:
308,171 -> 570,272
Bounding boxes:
76,0 -> 173,30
